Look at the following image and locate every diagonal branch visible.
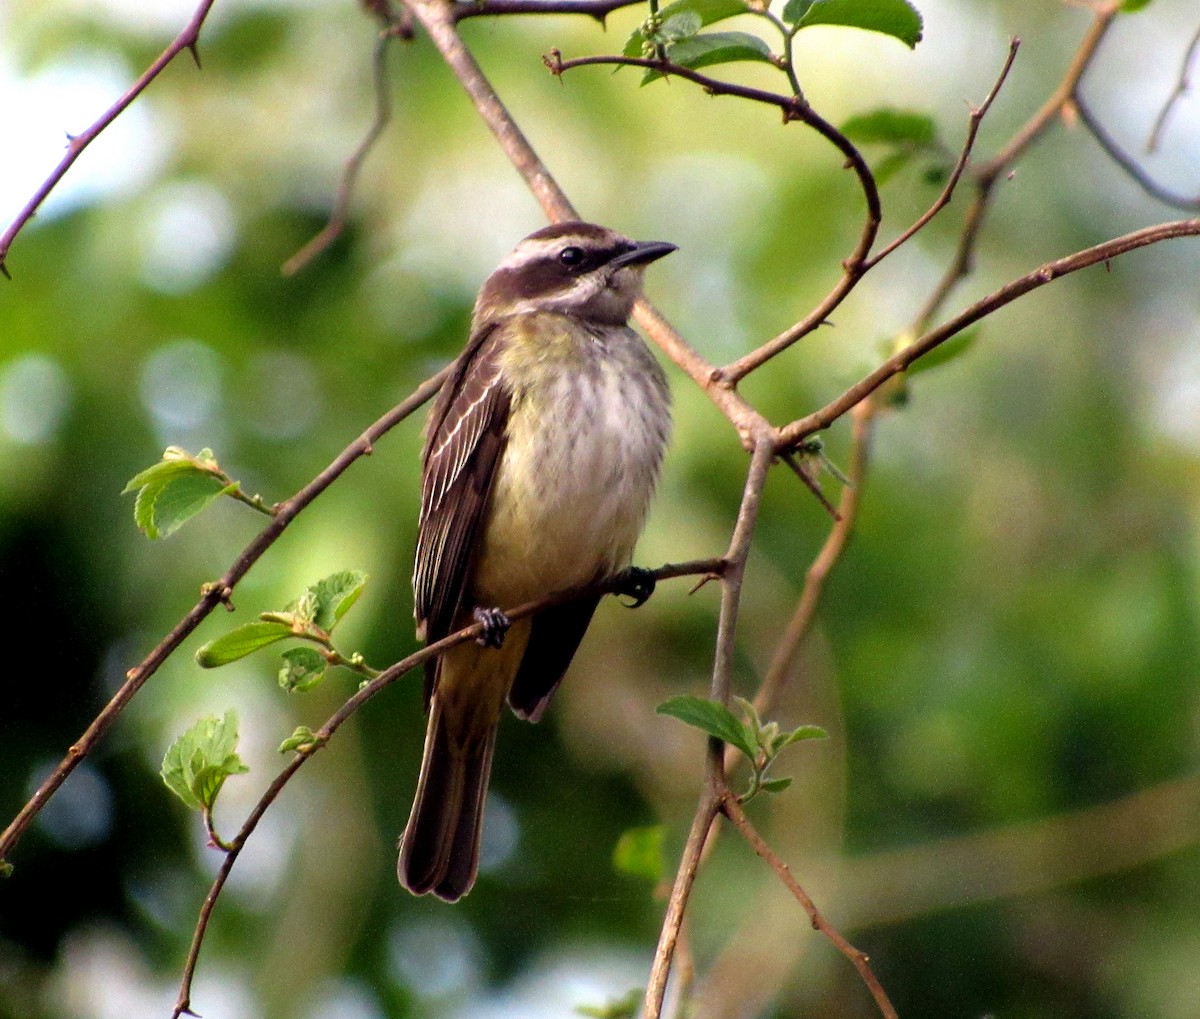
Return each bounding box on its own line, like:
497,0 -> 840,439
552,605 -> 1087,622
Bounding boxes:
0,0 -> 219,278
0,367 -> 451,867
719,788 -> 898,1019
777,217 -> 1200,451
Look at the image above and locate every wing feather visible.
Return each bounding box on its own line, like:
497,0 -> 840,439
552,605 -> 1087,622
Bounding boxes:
413,323 -> 511,645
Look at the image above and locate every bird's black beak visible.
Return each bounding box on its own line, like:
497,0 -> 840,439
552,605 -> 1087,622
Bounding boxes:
609,240 -> 678,269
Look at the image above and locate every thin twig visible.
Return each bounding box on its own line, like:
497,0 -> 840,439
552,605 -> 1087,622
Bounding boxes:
862,38 -> 1021,271
453,0 -> 643,21
171,557 -> 727,1017
0,0 -> 218,278
282,22 -> 403,276
719,789 -> 899,1019
777,217 -> 1200,451
644,438 -> 776,1019
0,367 -> 450,866
1147,22 -> 1200,153
1074,96 -> 1200,210
913,3 -> 1120,328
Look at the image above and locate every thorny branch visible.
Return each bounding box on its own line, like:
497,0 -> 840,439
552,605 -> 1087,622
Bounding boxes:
0,0 -> 218,279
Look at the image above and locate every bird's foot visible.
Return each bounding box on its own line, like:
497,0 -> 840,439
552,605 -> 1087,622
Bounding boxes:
615,566 -> 656,608
473,606 -> 511,648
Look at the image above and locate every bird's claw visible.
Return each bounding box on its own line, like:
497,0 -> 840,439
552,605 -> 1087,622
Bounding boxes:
473,606 -> 511,648
615,566 -> 656,608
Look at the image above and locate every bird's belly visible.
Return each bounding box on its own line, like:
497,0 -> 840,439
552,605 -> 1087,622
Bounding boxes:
471,360 -> 668,607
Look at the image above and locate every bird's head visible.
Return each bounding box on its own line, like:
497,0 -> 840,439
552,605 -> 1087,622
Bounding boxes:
473,221 -> 676,329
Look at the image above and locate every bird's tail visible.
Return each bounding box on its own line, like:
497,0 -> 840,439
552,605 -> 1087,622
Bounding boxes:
398,692 -> 496,902
398,621 -> 529,901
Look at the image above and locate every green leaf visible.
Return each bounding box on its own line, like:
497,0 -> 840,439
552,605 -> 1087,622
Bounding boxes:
905,325 -> 980,377
195,621 -> 292,668
124,447 -> 231,540
0,859 -> 13,879
777,724 -> 828,749
782,0 -> 814,24
310,570 -> 368,631
1120,0 -> 1153,10
161,709 -> 249,812
279,725 -> 320,754
792,0 -> 923,48
613,824 -> 666,882
278,646 -> 327,692
666,30 -> 773,72
759,776 -> 794,794
841,108 -> 937,147
657,695 -> 757,760
623,0 -> 750,57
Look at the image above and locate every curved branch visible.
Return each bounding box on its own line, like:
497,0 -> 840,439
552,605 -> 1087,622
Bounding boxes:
0,0 -> 218,278
453,0 -> 643,21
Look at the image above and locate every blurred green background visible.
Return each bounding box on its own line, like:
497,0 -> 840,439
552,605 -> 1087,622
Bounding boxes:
2,1 -> 1200,1017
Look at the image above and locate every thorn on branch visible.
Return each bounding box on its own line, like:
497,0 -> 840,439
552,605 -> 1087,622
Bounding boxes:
187,41 -> 202,70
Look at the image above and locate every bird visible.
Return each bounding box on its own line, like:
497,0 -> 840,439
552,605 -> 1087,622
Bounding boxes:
398,220 -> 676,901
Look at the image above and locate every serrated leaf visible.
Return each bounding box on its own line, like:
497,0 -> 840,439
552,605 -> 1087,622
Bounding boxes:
905,325 -> 980,377
160,709 -> 249,812
657,695 -> 757,760
311,570 -> 368,631
195,621 -> 292,668
793,0 -> 923,48
623,0 -> 750,57
841,108 -> 937,147
279,725 -> 319,754
613,824 -> 666,882
760,777 -> 794,794
278,646 -> 327,692
149,474 -> 234,540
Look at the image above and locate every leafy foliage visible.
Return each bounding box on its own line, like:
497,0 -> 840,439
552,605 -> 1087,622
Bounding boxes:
161,710 -> 249,813
785,0 -> 924,47
123,447 -> 235,539
612,824 -> 667,882
657,695 -> 826,802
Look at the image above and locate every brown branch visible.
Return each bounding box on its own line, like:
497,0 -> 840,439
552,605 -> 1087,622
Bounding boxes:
453,0 -> 643,21
913,2 -> 1120,329
719,788 -> 899,1019
0,0 -> 218,279
644,438 -> 776,1019
170,556 -> 726,1018
777,217 -> 1200,451
861,38 -> 1021,271
1148,22 -> 1200,154
0,367 -> 451,867
282,20 -> 405,276
1074,96 -> 1200,210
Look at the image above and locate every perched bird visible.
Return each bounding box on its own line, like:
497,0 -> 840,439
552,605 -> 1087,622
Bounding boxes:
399,221 -> 675,901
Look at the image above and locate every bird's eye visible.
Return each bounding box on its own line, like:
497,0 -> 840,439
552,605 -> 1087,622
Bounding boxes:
558,246 -> 585,268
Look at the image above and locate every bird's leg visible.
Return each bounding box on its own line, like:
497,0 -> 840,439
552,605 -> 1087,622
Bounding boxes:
473,606 -> 511,648
614,566 -> 656,608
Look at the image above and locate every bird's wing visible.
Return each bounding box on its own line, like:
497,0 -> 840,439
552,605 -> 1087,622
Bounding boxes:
413,322 -> 511,645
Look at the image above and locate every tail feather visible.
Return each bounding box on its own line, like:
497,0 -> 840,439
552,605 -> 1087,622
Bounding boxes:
398,694 -> 496,902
